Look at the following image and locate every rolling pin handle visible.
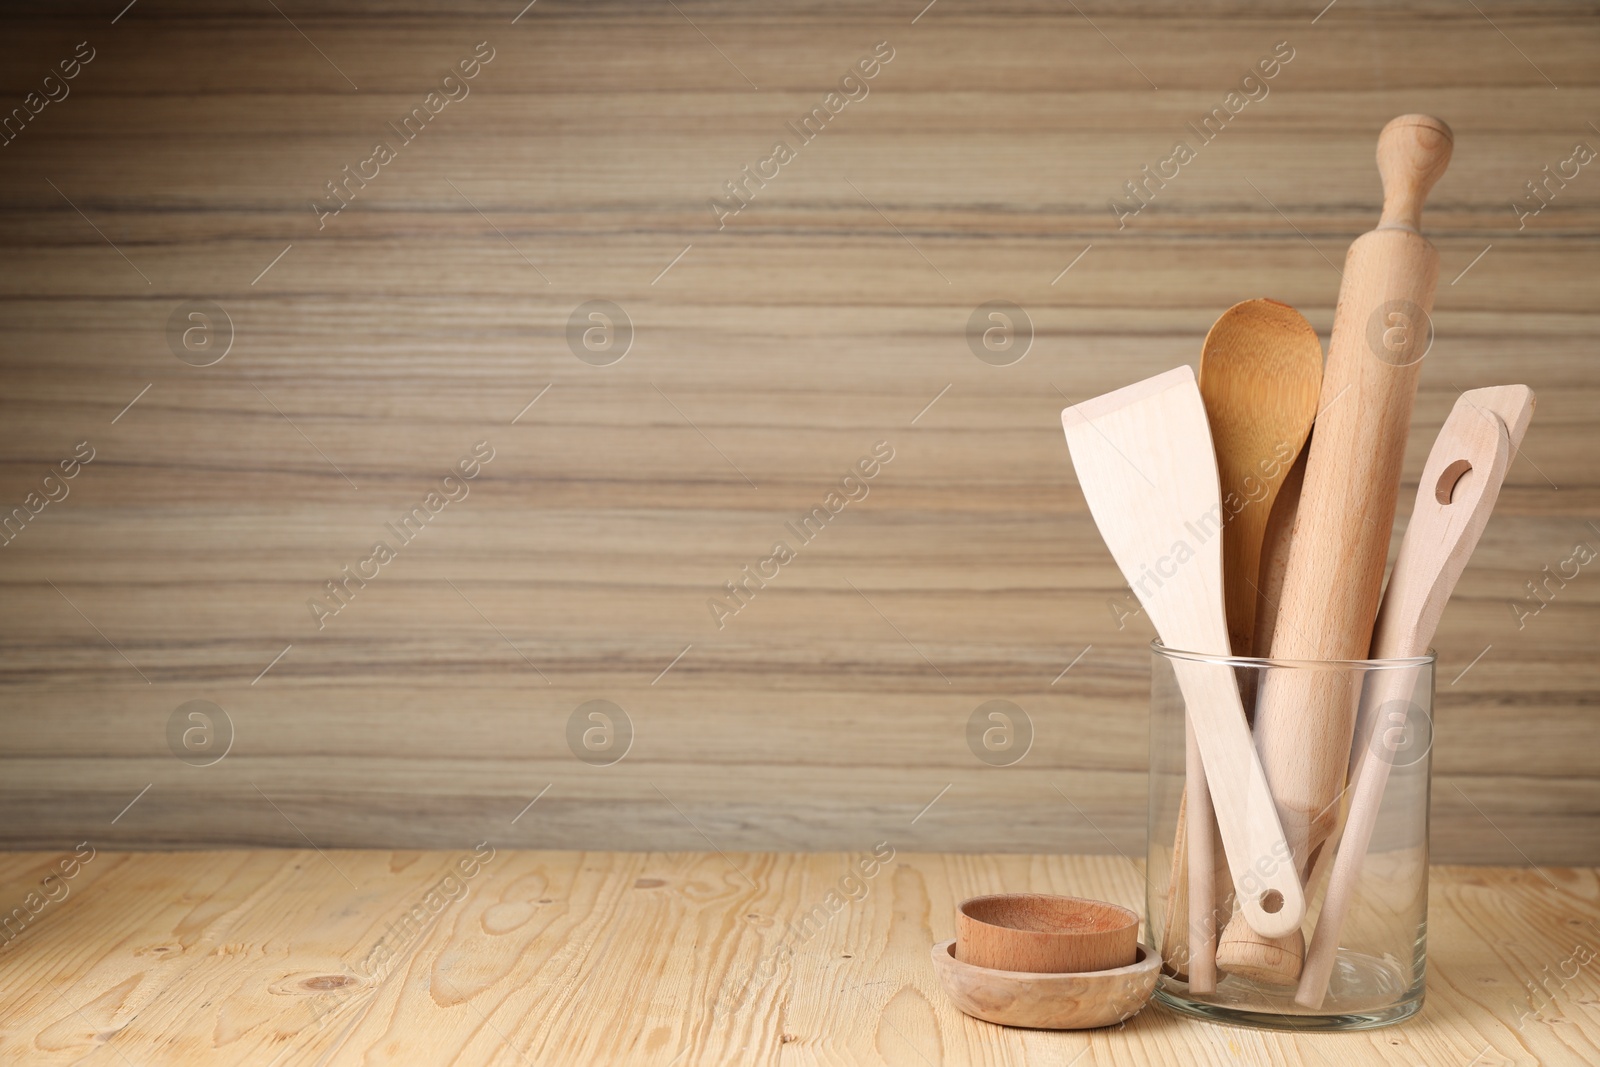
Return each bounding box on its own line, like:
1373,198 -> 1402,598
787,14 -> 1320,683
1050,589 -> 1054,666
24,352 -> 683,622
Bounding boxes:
1377,115 -> 1454,232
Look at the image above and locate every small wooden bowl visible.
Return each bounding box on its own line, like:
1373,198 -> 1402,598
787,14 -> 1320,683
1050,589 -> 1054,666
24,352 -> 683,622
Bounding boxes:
932,940 -> 1160,1030
957,893 -> 1138,974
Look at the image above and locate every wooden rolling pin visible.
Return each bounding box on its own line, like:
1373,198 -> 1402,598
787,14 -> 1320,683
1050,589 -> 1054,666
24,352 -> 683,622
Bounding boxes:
1215,115 -> 1453,982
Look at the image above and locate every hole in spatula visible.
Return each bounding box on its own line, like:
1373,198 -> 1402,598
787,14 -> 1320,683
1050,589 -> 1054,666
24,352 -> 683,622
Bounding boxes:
1260,889 -> 1285,914
1435,459 -> 1472,504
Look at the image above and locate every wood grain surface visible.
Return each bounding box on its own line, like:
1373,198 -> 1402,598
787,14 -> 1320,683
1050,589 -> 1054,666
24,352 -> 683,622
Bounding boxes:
0,2 -> 1596,860
0,849 -> 1597,1065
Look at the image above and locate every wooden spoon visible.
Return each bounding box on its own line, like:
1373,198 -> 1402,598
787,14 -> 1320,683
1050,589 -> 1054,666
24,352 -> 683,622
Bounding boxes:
1251,442 -> 1310,661
1295,384 -> 1534,1008
1199,298 -> 1325,657
1160,300 -> 1323,990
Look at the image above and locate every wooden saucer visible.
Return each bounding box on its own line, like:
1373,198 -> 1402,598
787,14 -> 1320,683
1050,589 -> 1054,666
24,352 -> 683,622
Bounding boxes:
932,940 -> 1160,1029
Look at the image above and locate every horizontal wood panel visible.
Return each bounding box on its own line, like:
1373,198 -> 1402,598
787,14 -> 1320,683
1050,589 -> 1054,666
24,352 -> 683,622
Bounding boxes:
0,3 -> 1596,861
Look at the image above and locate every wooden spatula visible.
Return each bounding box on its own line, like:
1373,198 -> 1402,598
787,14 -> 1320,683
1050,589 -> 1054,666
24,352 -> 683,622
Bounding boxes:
1062,367 -> 1304,939
1295,384 -> 1534,1007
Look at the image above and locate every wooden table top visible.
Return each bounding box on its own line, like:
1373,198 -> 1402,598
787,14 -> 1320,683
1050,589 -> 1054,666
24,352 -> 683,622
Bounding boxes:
0,849 -> 1593,1065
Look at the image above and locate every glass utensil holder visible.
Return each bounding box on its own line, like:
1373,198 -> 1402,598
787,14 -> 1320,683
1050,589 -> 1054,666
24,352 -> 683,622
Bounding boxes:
1148,641 -> 1434,1030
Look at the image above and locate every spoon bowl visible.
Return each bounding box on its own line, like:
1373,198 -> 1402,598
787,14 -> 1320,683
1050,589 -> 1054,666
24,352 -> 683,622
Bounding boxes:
1198,298 -> 1324,658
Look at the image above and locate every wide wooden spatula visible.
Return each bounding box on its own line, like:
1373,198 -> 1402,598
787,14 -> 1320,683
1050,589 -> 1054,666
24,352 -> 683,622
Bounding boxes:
1063,367 -> 1304,939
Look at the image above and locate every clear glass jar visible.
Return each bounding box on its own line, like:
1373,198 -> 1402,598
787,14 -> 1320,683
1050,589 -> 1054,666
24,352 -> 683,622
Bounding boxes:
1147,641 -> 1435,1030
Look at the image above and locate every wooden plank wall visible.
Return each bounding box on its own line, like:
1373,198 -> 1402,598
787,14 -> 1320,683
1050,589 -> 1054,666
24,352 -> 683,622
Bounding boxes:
0,1 -> 1595,861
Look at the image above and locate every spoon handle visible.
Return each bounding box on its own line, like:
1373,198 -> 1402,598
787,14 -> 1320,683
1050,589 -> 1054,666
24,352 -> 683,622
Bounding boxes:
1185,721 -> 1218,992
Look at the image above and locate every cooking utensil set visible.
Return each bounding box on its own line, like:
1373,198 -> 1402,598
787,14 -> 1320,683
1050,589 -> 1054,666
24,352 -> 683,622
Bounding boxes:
1061,115 -> 1534,1006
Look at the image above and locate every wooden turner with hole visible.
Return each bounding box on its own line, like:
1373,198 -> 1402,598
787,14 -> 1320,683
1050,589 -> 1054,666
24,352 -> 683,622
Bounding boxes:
1295,384 -> 1534,1007
1062,367 -> 1304,939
